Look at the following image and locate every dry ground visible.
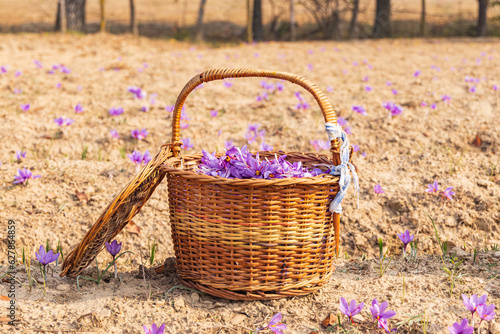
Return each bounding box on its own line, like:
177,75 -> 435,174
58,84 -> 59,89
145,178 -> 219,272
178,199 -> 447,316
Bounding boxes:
0,34 -> 499,333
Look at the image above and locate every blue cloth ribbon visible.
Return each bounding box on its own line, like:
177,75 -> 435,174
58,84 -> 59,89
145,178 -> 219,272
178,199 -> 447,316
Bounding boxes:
324,122 -> 359,214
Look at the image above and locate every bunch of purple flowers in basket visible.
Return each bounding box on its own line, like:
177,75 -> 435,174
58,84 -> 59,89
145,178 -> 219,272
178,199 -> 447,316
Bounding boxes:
198,145 -> 328,179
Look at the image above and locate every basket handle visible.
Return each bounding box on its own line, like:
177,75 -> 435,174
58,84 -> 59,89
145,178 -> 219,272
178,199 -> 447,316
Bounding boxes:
171,68 -> 340,163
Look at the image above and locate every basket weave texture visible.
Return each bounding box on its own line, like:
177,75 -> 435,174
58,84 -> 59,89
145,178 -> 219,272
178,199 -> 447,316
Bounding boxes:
163,69 -> 348,300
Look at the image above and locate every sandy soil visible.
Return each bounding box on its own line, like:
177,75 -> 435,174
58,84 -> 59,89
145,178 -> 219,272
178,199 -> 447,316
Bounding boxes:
0,34 -> 499,333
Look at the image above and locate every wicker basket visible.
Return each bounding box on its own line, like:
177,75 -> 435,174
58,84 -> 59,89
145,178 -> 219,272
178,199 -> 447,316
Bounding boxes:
61,68 -> 354,301
161,69 -> 350,300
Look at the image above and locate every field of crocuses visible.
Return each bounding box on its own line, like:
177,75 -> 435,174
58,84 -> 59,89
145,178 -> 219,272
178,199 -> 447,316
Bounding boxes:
1,34 -> 499,333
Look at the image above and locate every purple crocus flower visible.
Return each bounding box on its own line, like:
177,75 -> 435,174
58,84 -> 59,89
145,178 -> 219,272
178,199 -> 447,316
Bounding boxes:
397,230 -> 415,254
441,95 -> 451,103
365,85 -> 372,92
110,129 -> 120,139
421,102 -> 427,107
430,103 -> 437,109
260,142 -> 273,151
109,107 -> 124,116
143,150 -> 152,165
34,60 -> 43,68
352,105 -> 367,116
339,297 -> 364,324
442,187 -> 455,200
386,81 -> 392,86
352,144 -> 360,152
370,299 -> 396,328
382,102 -> 403,116
54,117 -> 73,126
310,139 -> 330,151
35,245 -> 59,266
462,294 -> 487,318
14,88 -> 22,94
127,86 -> 147,99
128,150 -> 144,165
477,304 -> 496,322
20,104 -> 30,111
374,183 -> 385,194
307,63 -> 313,71
448,319 -> 474,334
391,89 -> 398,95
469,86 -> 476,93
14,168 -> 40,184
165,105 -> 174,113
131,128 -> 148,140
75,103 -> 84,113
276,82 -> 284,91
143,323 -> 165,334
223,80 -> 233,88
244,124 -> 262,144
105,240 -> 122,257
141,106 -> 149,112
493,85 -> 498,91
15,70 -> 22,77
60,65 -> 71,74
263,313 -> 287,334
344,126 -> 353,135
225,141 -> 234,150
15,150 -> 27,160
414,70 -> 421,77
426,180 -> 439,193
1,65 -> 8,73
326,86 -> 333,92
361,152 -> 367,157
337,116 -> 347,126
210,110 -> 218,117
181,138 -> 194,150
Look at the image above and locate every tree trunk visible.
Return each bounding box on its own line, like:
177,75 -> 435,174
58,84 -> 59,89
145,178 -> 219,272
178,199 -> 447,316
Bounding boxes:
100,0 -> 106,33
56,0 -> 85,32
247,0 -> 253,42
130,0 -> 138,36
420,0 -> 426,36
333,0 -> 340,40
290,0 -> 296,41
252,0 -> 264,41
194,0 -> 207,42
478,0 -> 488,37
59,0 -> 67,33
372,0 -> 391,38
348,0 -> 359,39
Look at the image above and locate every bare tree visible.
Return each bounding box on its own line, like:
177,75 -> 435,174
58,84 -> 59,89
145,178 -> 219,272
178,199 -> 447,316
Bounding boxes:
100,0 -> 106,33
194,0 -> 207,42
290,0 -> 296,41
130,0 -> 138,36
56,0 -> 86,32
420,0 -> 426,36
372,0 -> 391,38
348,0 -> 359,39
301,0 -> 343,40
477,0 -> 489,36
253,0 -> 264,41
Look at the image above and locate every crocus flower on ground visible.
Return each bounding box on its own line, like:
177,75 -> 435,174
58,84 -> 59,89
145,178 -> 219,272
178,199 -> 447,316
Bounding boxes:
260,142 -> 273,151
35,245 -> 59,266
462,294 -> 487,318
382,102 -> 403,116
426,180 -> 439,193
374,183 -> 385,194
109,107 -> 124,116
448,319 -> 474,334
15,70 -> 22,77
223,80 -> 233,88
141,106 -> 149,112
75,103 -> 83,113
127,150 -> 151,166
337,116 -> 347,126
165,105 -> 174,113
477,303 -> 496,322
20,104 -> 30,111
210,110 -> 218,117
469,86 -> 476,93
54,117 -> 74,126
15,150 -> 27,160
397,230 -> 415,254
127,86 -> 147,99
131,128 -> 148,140
442,95 -> 451,103
181,138 -> 194,150
370,299 -> 396,331
352,105 -> 367,116
244,124 -> 263,144
365,85 -> 372,92
260,313 -> 287,334
105,240 -> 122,257
310,139 -> 330,151
143,323 -> 165,334
414,70 -> 421,77
14,168 -> 41,184
110,129 -> 120,139
352,144 -> 360,152
276,82 -> 284,91
442,187 -> 455,200
339,297 -> 364,323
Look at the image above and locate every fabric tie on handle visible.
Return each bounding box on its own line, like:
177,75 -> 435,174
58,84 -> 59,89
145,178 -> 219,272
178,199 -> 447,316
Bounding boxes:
325,122 -> 360,214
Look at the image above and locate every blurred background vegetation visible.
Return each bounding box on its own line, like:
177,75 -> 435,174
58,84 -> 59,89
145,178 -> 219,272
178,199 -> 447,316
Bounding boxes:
1,0 -> 500,41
